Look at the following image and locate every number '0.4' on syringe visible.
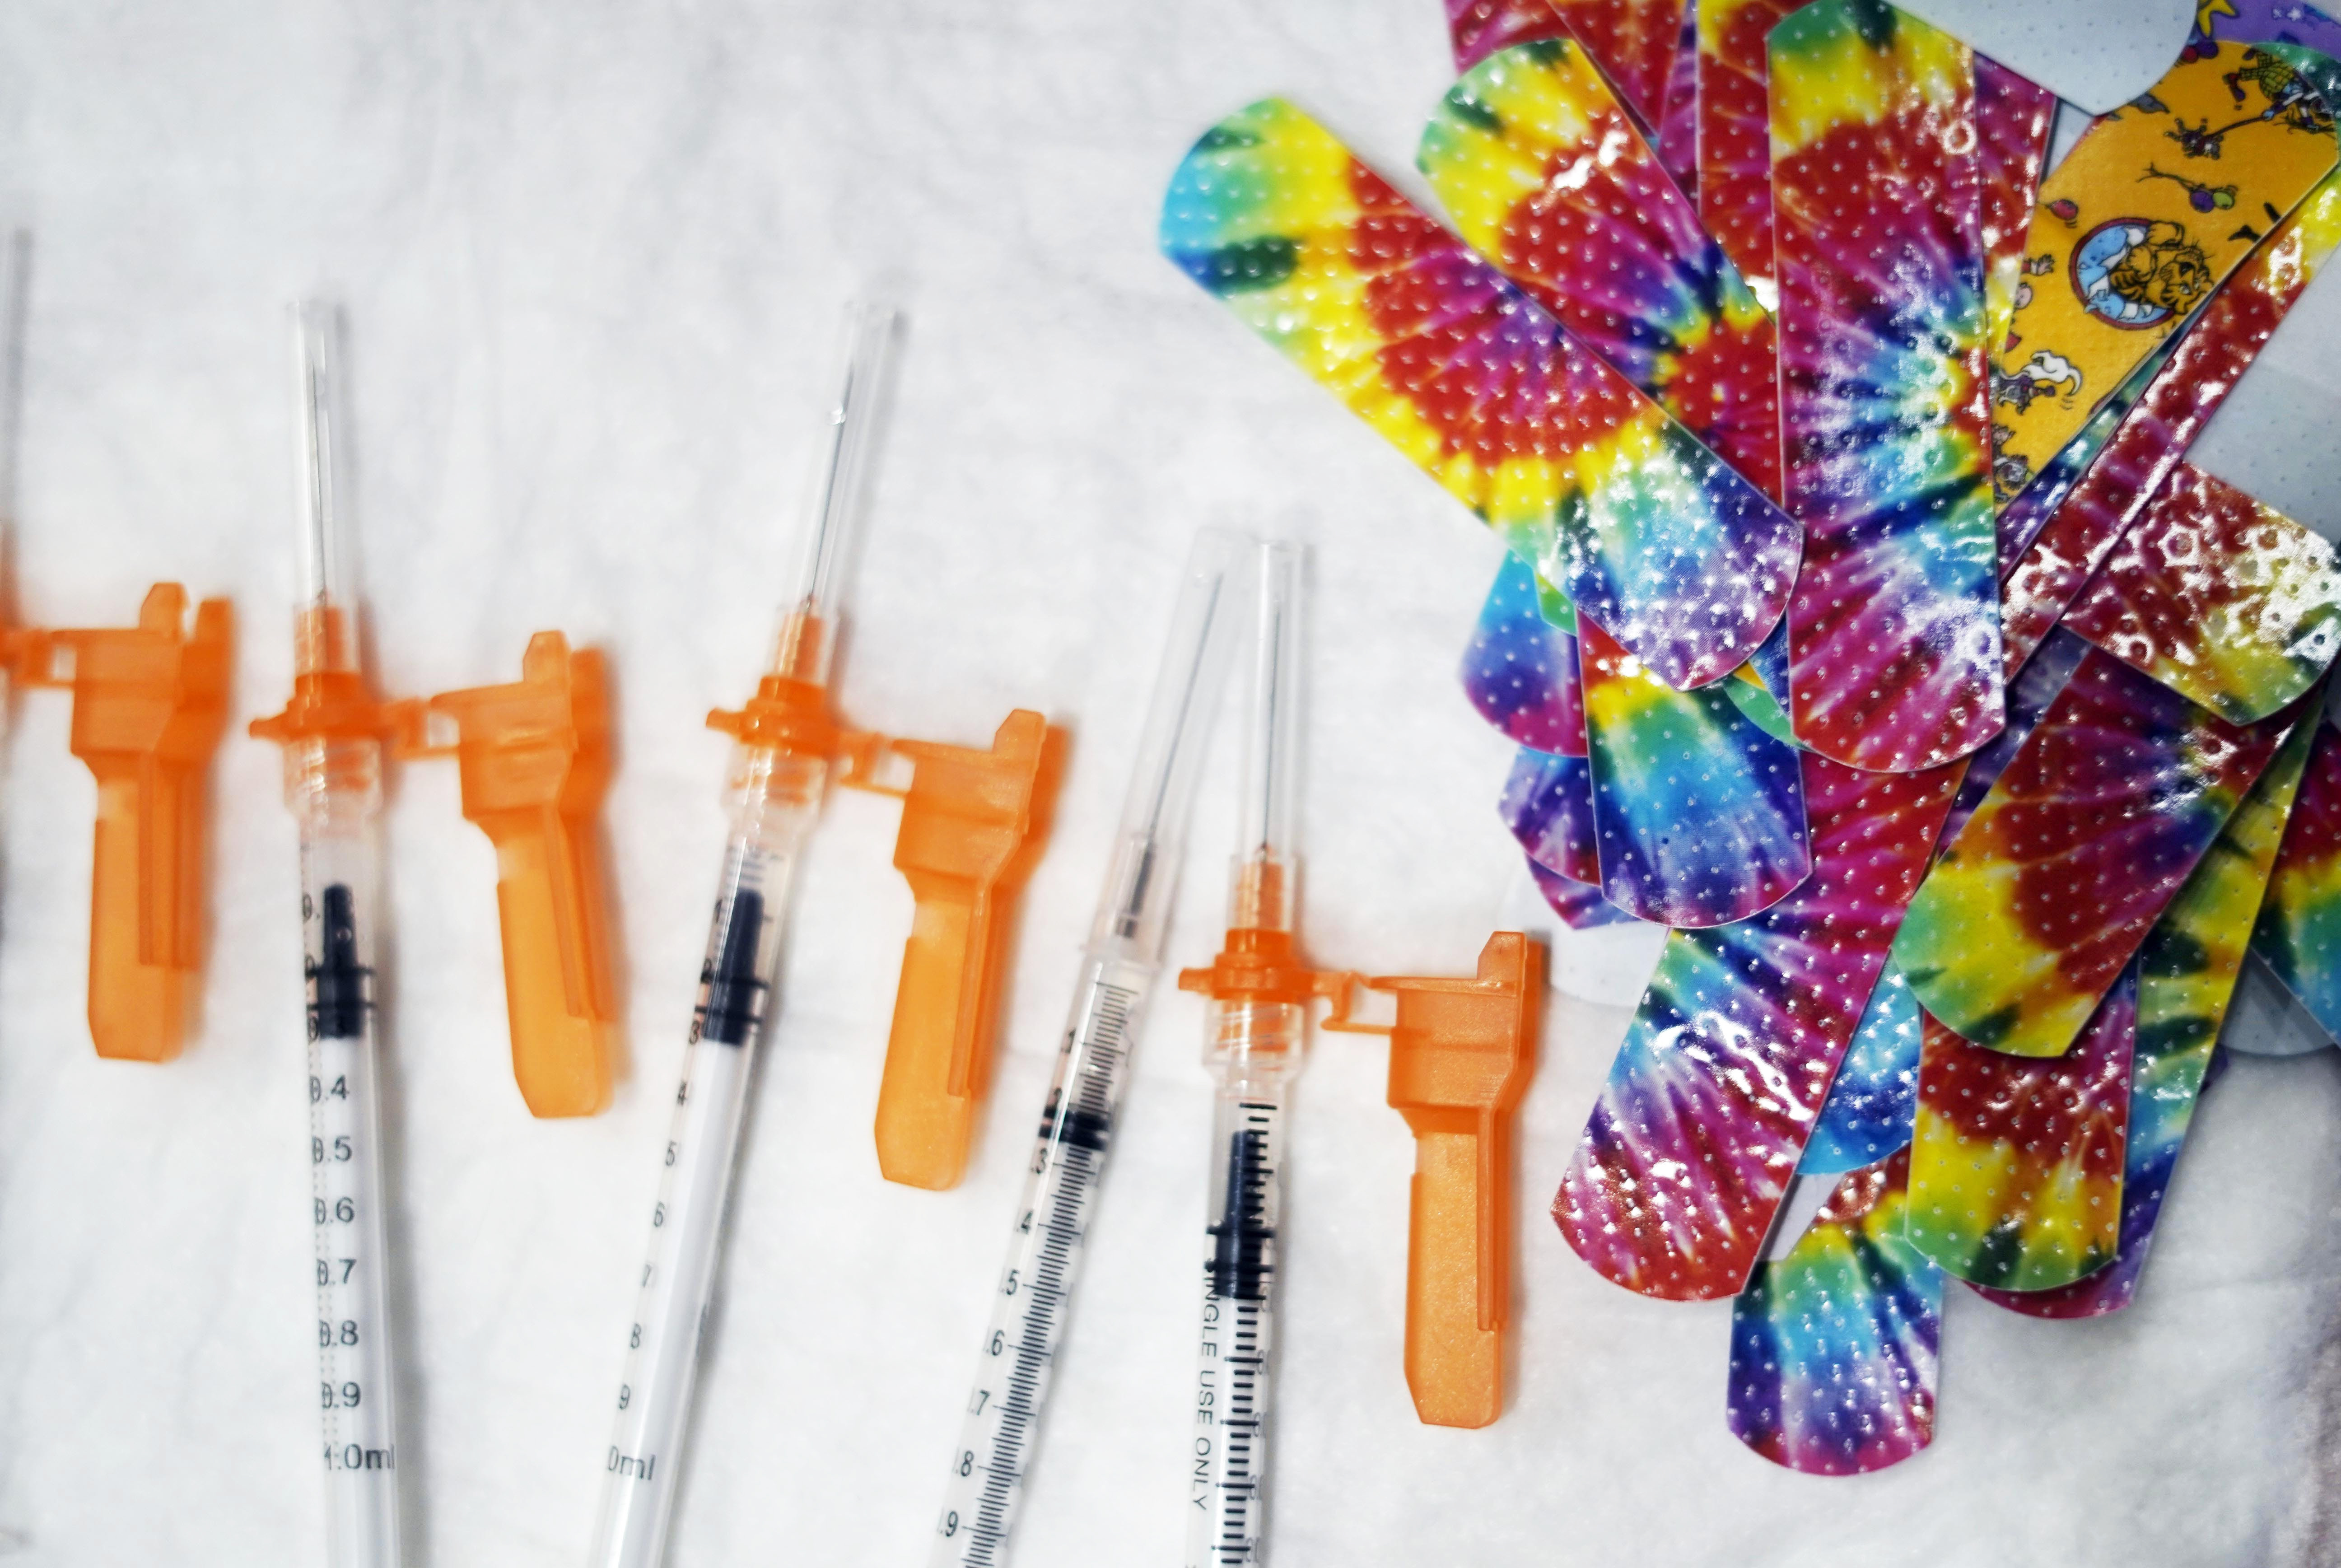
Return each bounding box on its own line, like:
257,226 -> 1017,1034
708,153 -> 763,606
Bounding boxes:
930,529 -> 1249,1567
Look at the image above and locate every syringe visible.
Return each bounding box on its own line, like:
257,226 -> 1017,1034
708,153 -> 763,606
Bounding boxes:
587,302 -> 895,1568
929,529 -> 1248,1568
1180,540 -> 1305,1568
277,301 -> 404,1568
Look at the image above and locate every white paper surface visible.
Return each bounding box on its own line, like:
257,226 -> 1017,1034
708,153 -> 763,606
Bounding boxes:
0,2 -> 2335,1564
1903,0 -> 2198,111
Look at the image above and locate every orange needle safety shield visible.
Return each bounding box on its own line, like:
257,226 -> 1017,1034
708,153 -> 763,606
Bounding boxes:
1323,933 -> 1544,1428
6,583 -> 232,1063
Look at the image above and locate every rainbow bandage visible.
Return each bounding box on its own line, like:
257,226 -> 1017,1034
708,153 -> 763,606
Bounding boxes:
1159,96 -> 1798,693
1556,753 -> 1958,1300
1422,40 -> 1782,501
1500,746 -> 1600,884
1728,1151 -> 1941,1473
1527,855 -> 1641,929
1907,970 -> 2136,1290
1894,650 -> 2295,1059
1697,0 -> 1798,306
2066,463 -> 2341,723
1975,714 -> 2315,1316
1577,617 -> 1809,926
1771,0 -> 2004,773
1460,550 -> 1586,753
2252,719 -> 2341,1038
1800,966 -> 1922,1176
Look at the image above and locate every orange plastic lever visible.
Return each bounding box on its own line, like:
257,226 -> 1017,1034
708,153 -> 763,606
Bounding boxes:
1324,932 -> 1543,1428
423,631 -> 619,1119
7,584 -> 233,1062
868,710 -> 1059,1190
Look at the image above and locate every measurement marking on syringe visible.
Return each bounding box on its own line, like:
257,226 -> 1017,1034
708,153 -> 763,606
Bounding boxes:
324,1443 -> 396,1472
1200,1292 -> 1273,1566
939,976 -> 1141,1568
1189,1083 -> 1285,1568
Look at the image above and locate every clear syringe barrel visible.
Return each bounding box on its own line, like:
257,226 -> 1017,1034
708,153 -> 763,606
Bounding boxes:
1186,1078 -> 1289,1568
1186,539 -> 1307,1568
930,529 -> 1248,1568
284,299 -> 401,1568
588,747 -> 825,1568
298,750 -> 400,1568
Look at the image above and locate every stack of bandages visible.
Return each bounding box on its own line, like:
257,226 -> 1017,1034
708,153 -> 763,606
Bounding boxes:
1161,0 -> 2341,1473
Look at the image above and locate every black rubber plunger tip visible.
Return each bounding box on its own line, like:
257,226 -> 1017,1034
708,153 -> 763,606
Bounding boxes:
700,888 -> 769,1046
308,883 -> 371,1041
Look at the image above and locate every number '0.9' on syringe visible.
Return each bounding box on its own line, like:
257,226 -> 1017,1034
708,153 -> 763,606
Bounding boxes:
929,528 -> 1250,1567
